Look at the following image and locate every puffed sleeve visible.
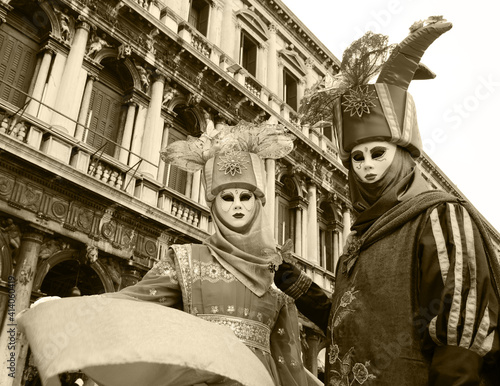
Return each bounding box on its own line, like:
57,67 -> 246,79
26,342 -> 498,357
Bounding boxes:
104,249 -> 183,309
418,202 -> 499,385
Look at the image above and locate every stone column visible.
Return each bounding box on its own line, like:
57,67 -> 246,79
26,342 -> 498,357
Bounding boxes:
266,24 -> 278,95
26,48 -> 53,116
258,44 -> 268,84
265,159 -> 276,237
119,102 -> 137,165
220,0 -> 234,59
294,206 -> 302,257
207,2 -> 220,46
51,18 -> 91,135
191,171 -> 201,203
129,104 -> 148,168
0,228 -> 44,386
75,74 -> 97,141
342,206 -> 351,242
233,22 -> 242,63
139,73 -> 166,178
157,122 -> 171,183
307,182 -> 318,264
38,52 -> 66,122
179,0 -> 191,21
303,327 -> 320,376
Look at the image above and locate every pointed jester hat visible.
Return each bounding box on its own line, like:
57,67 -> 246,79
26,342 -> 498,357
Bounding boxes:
302,17 -> 452,167
160,120 -> 294,204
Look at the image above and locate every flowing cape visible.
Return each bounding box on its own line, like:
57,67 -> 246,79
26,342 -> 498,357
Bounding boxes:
17,296 -> 274,386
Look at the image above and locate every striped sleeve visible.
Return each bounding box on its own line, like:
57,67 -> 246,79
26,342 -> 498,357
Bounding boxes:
418,203 -> 499,380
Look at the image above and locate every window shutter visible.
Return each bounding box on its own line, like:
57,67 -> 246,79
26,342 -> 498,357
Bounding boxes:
246,43 -> 257,76
86,82 -> 121,156
166,128 -> 187,194
284,71 -> 298,111
188,7 -> 199,29
0,27 -> 37,108
198,4 -> 209,36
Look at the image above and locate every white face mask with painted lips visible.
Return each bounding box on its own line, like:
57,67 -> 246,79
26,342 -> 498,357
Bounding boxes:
351,141 -> 397,183
214,188 -> 257,231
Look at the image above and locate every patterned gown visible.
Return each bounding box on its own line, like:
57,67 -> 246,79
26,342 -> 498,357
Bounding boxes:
110,243 -> 309,386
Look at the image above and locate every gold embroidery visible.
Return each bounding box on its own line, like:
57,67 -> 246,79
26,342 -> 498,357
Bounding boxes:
198,314 -> 271,353
150,259 -> 178,283
192,260 -> 236,283
170,245 -> 193,313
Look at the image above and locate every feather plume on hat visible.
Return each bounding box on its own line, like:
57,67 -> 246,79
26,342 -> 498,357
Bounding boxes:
160,120 -> 294,172
160,120 -> 294,203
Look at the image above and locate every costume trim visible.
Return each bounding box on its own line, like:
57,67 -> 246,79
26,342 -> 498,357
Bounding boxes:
461,209 -> 477,348
198,314 -> 271,353
430,208 -> 449,282
448,203 -> 463,346
375,83 -> 400,139
170,244 -> 194,314
285,270 -> 312,300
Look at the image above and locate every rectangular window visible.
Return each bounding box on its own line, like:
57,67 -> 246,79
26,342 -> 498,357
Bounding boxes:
240,32 -> 257,77
283,69 -> 298,111
189,0 -> 210,36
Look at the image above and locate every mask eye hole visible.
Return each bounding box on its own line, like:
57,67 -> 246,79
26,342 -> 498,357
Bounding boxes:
352,151 -> 364,162
221,192 -> 234,202
371,147 -> 386,159
240,192 -> 253,201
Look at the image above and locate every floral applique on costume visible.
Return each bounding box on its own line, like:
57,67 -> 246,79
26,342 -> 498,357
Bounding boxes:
328,276 -> 376,385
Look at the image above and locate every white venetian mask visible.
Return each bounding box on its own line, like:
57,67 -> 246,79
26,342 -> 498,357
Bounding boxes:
351,141 -> 397,183
214,188 -> 257,231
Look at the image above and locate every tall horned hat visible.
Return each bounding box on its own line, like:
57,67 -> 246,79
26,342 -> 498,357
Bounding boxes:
301,17 -> 452,167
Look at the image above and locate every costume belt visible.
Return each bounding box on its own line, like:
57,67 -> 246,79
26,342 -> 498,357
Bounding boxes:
198,314 -> 271,353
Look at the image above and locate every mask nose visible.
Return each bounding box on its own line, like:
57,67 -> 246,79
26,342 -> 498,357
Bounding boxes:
363,156 -> 374,171
233,197 -> 242,210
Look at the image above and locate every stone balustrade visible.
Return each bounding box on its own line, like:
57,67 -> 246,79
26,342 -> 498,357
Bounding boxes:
0,102 -> 210,236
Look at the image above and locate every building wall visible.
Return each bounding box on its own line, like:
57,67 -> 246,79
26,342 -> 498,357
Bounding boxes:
0,0 -> 498,384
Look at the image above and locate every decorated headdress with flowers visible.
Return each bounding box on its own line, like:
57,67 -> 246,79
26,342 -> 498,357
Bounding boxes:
161,120 -> 294,204
300,16 -> 452,166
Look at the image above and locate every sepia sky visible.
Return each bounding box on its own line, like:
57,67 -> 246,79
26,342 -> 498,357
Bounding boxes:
282,0 -> 500,231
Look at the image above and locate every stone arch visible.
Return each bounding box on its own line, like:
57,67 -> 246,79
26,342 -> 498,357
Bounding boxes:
33,0 -> 57,38
277,171 -> 304,199
33,249 -> 115,294
236,9 -> 269,41
169,96 -> 207,135
91,48 -> 138,92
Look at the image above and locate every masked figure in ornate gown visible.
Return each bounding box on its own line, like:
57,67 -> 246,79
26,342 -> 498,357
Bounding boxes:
105,122 -> 313,385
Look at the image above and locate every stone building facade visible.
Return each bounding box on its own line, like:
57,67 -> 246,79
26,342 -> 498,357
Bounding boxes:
0,0 -> 498,384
